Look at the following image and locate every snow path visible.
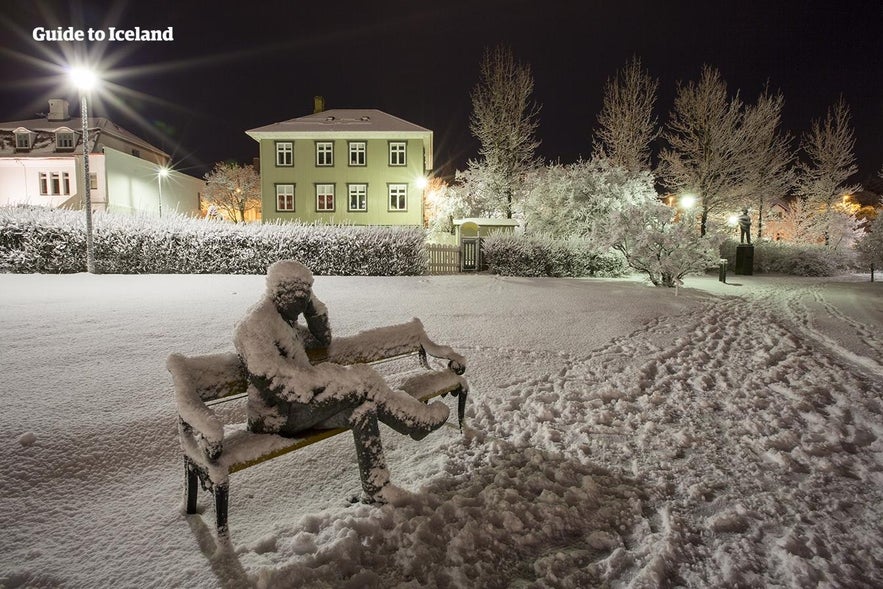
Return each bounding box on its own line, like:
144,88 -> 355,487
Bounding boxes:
1,273 -> 881,588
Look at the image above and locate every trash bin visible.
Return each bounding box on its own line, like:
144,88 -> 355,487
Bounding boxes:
718,258 -> 728,283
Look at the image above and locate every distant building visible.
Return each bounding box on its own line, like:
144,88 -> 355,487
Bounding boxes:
246,103 -> 432,226
0,99 -> 204,216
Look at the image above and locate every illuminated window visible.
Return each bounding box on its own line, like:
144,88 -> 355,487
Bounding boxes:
276,142 -> 293,166
276,184 -> 294,211
389,142 -> 407,166
316,142 -> 333,166
348,184 -> 367,211
316,184 -> 334,212
388,184 -> 407,211
348,142 -> 366,166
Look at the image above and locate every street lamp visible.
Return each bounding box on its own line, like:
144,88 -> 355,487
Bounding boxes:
69,66 -> 98,273
157,166 -> 169,217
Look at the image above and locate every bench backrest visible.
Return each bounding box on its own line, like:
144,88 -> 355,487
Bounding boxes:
167,352 -> 248,403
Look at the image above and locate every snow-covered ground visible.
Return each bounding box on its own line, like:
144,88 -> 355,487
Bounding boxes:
2,271 -> 882,588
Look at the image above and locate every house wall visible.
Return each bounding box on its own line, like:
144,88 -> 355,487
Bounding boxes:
103,147 -> 202,216
258,138 -> 425,226
0,156 -> 105,210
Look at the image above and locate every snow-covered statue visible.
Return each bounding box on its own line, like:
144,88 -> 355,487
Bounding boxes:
738,209 -> 752,244
233,260 -> 454,503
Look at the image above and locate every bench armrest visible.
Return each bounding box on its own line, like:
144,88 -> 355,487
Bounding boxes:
167,353 -> 225,447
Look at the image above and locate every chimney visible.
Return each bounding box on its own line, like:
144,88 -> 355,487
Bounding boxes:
47,99 -> 70,121
313,96 -> 325,114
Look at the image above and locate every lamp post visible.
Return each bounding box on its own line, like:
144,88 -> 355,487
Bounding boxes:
69,66 -> 98,273
157,166 -> 169,217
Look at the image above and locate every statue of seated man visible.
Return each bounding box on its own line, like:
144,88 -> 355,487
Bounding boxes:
233,260 -> 451,503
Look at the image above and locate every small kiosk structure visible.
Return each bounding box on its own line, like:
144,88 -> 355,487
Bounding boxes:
453,217 -> 519,271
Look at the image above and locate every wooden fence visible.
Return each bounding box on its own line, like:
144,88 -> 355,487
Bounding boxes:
426,244 -> 460,274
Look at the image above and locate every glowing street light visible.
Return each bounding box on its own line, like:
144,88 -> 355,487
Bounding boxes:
679,193 -> 697,209
157,165 -> 169,217
415,175 -> 429,190
68,65 -> 99,273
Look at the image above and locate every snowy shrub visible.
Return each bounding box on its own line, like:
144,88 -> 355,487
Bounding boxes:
482,232 -> 629,277
855,213 -> 883,274
719,239 -> 855,276
0,206 -> 427,275
598,202 -> 723,287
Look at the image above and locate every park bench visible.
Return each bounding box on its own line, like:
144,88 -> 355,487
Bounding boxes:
168,326 -> 468,536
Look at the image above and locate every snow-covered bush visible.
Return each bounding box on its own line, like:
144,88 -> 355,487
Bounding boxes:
719,239 -> 855,276
598,202 -> 723,287
855,213 -> 883,275
0,206 -> 427,275
521,158 -> 658,238
482,232 -> 629,278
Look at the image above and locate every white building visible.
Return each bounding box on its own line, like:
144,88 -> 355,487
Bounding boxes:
0,99 -> 204,216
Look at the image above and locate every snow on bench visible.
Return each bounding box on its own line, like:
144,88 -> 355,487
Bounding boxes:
168,336 -> 467,536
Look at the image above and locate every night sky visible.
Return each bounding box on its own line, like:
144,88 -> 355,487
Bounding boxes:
2,0 -> 881,188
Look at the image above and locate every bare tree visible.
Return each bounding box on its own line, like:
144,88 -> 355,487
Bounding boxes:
795,97 -> 861,247
593,56 -> 660,173
469,45 -> 541,218
203,162 -> 262,222
740,88 -> 795,241
659,66 -> 751,236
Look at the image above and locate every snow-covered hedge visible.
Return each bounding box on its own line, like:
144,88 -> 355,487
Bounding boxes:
0,206 -> 427,275
720,239 -> 855,276
482,233 -> 629,278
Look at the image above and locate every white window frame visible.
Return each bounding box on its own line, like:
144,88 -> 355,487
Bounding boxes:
15,132 -> 32,150
348,142 -> 366,166
389,142 -> 407,166
39,171 -> 72,196
316,142 -> 334,166
348,184 -> 367,212
276,184 -> 295,211
388,184 -> 407,211
316,184 -> 335,212
56,131 -> 75,150
276,142 -> 293,167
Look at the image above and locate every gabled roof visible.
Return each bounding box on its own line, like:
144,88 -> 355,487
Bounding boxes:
246,108 -> 433,170
246,109 -> 430,136
0,116 -> 168,159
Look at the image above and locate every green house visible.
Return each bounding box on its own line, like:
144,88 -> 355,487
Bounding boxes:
246,108 -> 433,226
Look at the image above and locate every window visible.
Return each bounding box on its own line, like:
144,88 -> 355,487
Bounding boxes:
388,184 -> 407,211
276,142 -> 293,166
316,184 -> 335,212
38,172 -> 72,196
348,142 -> 366,166
316,142 -> 334,166
15,132 -> 32,150
348,184 -> 367,211
389,142 -> 407,166
276,184 -> 295,211
56,131 -> 75,150
90,173 -> 98,190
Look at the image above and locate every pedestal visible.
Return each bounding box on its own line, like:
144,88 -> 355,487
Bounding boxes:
735,244 -> 754,275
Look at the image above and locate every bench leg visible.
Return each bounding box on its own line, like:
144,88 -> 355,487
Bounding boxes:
352,417 -> 389,499
184,457 -> 199,515
215,483 -> 229,537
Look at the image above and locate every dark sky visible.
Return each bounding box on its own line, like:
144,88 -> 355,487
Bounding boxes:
2,0 -> 881,187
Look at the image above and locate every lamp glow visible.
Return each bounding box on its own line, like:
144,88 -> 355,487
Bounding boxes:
680,194 -> 697,209
415,175 -> 429,190
69,66 -> 98,91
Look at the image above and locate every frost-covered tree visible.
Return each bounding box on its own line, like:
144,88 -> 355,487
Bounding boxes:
203,162 -> 261,222
469,45 -> 541,218
521,158 -> 657,238
740,88 -> 795,241
795,98 -> 861,248
659,66 -> 779,236
592,56 -> 660,173
856,212 -> 883,278
598,201 -> 723,287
